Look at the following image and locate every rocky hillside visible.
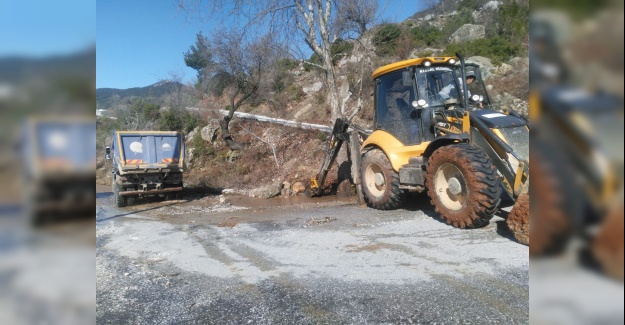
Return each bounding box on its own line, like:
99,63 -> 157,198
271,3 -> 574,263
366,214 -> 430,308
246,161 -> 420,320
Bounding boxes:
96,0 -> 529,195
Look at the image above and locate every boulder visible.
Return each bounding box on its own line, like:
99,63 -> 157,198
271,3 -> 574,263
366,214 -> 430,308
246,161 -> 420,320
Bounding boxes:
508,57 -> 529,74
497,63 -> 514,75
186,127 -> 200,142
250,183 -> 283,199
483,0 -> 501,10
292,182 -> 306,194
200,120 -> 220,142
281,188 -> 294,197
466,56 -> 495,80
493,93 -> 528,116
410,47 -> 442,58
449,24 -> 486,44
186,148 -> 195,164
303,81 -> 323,94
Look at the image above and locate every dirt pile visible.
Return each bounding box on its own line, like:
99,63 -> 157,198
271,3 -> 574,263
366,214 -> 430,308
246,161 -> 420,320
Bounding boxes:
182,119 -> 343,195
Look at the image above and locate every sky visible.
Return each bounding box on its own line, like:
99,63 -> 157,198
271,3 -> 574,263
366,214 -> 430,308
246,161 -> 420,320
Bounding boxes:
0,0 -> 96,57
96,0 -> 427,89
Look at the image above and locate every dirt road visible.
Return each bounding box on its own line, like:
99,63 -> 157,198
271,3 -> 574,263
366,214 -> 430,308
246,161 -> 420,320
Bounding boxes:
96,186 -> 528,324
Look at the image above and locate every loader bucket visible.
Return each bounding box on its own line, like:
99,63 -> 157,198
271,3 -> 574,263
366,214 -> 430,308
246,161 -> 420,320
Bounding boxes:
592,203 -> 624,281
507,193 -> 530,245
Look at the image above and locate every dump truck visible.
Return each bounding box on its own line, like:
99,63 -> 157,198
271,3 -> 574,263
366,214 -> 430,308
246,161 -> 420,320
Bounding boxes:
22,116 -> 95,225
106,130 -> 185,207
311,53 -> 530,239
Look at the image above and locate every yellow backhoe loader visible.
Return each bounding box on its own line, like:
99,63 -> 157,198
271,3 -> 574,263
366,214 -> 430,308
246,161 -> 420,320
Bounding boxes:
311,53 -> 530,240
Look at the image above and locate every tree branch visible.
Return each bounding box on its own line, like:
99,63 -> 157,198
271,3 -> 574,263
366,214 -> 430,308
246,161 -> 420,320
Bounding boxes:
300,59 -> 328,71
237,123 -> 280,167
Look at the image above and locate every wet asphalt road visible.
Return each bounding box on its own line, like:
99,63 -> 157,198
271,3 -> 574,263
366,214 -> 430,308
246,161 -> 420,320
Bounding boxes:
96,190 -> 528,324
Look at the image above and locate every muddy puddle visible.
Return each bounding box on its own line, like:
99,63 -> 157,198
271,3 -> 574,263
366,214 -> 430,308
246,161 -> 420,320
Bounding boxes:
96,184 -> 358,226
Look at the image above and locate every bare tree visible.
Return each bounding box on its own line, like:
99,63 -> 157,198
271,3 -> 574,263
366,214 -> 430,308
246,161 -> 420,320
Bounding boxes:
176,0 -> 381,122
206,29 -> 284,150
334,0 -> 378,36
160,71 -> 186,110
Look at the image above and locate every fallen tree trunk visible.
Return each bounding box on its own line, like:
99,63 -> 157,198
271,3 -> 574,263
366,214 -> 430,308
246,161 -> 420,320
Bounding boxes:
214,109 -> 333,133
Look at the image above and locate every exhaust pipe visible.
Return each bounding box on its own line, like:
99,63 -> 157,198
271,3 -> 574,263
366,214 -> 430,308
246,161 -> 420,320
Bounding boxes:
456,52 -> 470,111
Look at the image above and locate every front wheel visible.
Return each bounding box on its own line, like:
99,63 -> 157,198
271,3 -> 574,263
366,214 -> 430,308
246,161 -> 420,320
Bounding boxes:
361,149 -> 405,210
426,144 -> 501,228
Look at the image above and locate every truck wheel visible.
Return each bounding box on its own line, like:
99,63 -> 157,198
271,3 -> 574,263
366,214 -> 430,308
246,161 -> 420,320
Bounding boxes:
426,144 -> 501,228
113,183 -> 127,208
361,148 -> 405,210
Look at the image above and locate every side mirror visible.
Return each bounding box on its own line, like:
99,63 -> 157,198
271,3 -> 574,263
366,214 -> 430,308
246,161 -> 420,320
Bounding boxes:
105,146 -> 111,160
402,70 -> 412,87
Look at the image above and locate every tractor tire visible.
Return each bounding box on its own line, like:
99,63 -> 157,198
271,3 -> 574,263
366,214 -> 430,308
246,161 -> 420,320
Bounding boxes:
507,193 -> 530,245
361,148 -> 405,210
529,142 -> 579,256
113,182 -> 127,208
426,143 -> 501,228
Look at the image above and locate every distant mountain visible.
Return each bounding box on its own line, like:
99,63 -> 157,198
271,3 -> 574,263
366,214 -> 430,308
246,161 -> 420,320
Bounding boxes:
96,81 -> 187,109
0,47 -> 95,83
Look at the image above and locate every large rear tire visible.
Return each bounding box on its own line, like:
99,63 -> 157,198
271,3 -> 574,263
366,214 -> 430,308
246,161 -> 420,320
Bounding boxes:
426,144 -> 501,228
361,149 -> 405,210
113,182 -> 127,208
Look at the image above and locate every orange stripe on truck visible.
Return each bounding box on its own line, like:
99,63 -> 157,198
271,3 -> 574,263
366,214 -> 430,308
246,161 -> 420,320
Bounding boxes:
162,158 -> 179,163
125,159 -> 143,164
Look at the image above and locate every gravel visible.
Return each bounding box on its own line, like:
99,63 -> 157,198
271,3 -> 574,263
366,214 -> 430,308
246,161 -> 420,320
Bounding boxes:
97,193 -> 529,324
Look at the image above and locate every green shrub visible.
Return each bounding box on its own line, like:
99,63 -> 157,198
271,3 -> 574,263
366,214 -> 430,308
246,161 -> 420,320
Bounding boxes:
304,39 -> 353,72
181,111 -> 201,133
191,132 -> 214,160
498,0 -> 529,45
304,53 -> 323,72
411,25 -> 443,47
330,38 -> 353,64
157,109 -> 201,133
373,24 -> 402,56
276,58 -> 299,72
443,36 -> 520,65
157,110 -> 181,131
287,84 -> 305,101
